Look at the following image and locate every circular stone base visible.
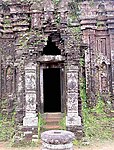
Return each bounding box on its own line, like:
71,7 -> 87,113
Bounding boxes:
41,130 -> 75,150
42,142 -> 73,150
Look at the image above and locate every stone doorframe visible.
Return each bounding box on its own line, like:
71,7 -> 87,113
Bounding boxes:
39,62 -> 65,114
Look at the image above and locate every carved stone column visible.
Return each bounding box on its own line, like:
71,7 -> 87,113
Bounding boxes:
23,62 -> 38,127
66,65 -> 82,138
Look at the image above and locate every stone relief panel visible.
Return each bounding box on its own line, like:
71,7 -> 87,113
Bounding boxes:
26,93 -> 36,111
67,93 -> 78,113
67,72 -> 78,91
25,63 -> 36,91
25,72 -> 36,90
66,113 -> 81,126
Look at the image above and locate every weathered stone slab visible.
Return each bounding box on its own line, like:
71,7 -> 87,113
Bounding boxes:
23,116 -> 38,127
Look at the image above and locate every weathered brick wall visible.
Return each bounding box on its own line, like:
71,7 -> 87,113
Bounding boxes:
80,0 -> 114,105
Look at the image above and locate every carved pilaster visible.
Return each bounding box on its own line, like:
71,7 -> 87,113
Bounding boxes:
66,65 -> 82,138
23,62 -> 38,127
15,63 -> 25,124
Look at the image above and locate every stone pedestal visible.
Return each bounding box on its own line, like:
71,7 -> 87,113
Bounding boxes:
41,130 -> 75,150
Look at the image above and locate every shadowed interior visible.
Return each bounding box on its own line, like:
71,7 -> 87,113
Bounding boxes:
43,68 -> 61,112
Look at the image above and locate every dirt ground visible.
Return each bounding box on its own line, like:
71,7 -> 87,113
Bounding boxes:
0,140 -> 114,150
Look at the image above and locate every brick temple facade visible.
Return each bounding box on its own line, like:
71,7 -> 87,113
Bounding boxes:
0,0 -> 114,141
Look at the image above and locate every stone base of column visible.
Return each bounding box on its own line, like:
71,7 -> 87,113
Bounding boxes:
14,126 -> 38,144
66,114 -> 81,127
23,116 -> 38,127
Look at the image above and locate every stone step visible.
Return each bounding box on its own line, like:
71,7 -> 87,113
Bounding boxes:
45,118 -> 62,123
43,125 -> 60,130
42,113 -> 63,131
43,112 -> 63,119
46,121 -> 60,126
43,117 -> 62,121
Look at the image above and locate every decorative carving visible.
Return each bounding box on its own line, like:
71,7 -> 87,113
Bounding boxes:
24,62 -> 37,127
30,2 -> 43,29
43,0 -> 54,23
66,113 -> 81,126
66,65 -> 80,126
67,93 -> 78,113
58,0 -> 69,24
67,73 -> 78,91
26,94 -> 36,111
25,73 -> 36,90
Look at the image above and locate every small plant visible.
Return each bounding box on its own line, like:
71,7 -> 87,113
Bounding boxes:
73,139 -> 81,146
0,112 -> 15,141
38,113 -> 46,140
79,58 -> 85,67
52,0 -> 60,5
59,114 -> 66,130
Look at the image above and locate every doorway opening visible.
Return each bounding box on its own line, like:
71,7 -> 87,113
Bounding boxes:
43,68 -> 61,112
42,36 -> 61,55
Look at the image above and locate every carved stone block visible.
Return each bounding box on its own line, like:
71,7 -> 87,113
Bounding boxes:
67,73 -> 78,91
23,116 -> 38,127
66,113 -> 81,126
67,93 -> 78,113
26,93 -> 36,111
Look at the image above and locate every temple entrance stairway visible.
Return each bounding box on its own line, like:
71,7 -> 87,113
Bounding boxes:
42,113 -> 63,130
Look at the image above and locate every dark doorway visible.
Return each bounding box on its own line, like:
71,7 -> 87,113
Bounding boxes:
42,36 -> 61,55
43,68 -> 61,112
